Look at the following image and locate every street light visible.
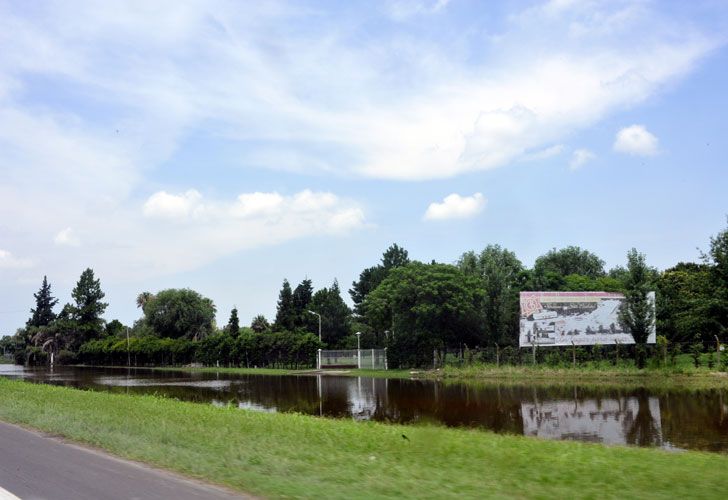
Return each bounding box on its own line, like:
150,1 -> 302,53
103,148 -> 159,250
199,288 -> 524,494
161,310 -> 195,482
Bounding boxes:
307,310 -> 322,343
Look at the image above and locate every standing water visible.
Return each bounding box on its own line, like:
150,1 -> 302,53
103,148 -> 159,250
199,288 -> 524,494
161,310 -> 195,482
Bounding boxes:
2,365 -> 727,453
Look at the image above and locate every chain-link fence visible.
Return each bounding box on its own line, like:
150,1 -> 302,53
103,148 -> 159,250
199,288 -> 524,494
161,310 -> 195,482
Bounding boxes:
318,349 -> 387,370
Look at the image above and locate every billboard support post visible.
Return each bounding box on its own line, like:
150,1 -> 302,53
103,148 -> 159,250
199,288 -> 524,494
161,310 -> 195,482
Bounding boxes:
532,343 -> 536,365
571,341 -> 576,368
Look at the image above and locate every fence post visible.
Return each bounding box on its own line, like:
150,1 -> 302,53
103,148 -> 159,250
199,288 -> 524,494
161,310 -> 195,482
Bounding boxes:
317,348 -> 321,370
716,335 -> 721,367
357,347 -> 361,369
371,348 -> 375,369
384,347 -> 388,371
532,342 -> 536,365
571,341 -> 576,368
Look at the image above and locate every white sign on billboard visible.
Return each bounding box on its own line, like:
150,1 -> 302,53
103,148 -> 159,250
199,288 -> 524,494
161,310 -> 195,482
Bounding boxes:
519,291 -> 656,347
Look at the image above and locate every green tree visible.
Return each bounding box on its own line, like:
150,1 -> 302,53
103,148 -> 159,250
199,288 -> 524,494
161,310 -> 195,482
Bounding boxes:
618,249 -> 656,369
657,263 -> 717,343
273,280 -> 296,331
704,218 -> 728,339
27,276 -> 59,328
534,246 -> 606,280
309,280 -> 352,347
142,288 -> 216,340
458,245 -> 522,345
350,244 -> 410,317
105,319 -> 126,338
226,307 -> 240,335
67,268 -> 108,349
250,314 -> 270,333
365,262 -> 484,367
292,278 -> 314,329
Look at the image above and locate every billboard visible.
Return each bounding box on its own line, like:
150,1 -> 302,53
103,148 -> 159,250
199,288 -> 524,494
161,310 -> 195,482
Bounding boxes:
519,291 -> 656,347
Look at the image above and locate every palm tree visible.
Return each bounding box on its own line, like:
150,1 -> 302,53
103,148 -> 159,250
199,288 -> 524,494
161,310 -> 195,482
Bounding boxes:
136,292 -> 155,309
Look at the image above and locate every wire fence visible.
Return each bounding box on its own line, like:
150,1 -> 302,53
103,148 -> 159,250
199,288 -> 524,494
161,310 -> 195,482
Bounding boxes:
433,340 -> 727,369
318,349 -> 387,370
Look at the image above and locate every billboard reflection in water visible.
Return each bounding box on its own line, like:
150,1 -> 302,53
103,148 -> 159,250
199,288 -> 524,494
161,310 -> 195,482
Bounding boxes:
519,291 -> 656,347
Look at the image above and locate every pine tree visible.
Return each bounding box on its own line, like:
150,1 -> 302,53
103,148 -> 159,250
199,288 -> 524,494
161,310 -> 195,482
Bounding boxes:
69,268 -> 108,348
27,276 -> 59,327
274,279 -> 295,331
293,278 -> 314,329
310,279 -> 352,347
227,307 -> 240,335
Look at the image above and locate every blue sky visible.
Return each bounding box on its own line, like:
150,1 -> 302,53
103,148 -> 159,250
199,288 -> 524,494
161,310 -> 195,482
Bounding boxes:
1,0 -> 727,332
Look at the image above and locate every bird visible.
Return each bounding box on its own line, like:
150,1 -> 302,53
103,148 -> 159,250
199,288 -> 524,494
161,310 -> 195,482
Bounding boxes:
401,434 -> 409,441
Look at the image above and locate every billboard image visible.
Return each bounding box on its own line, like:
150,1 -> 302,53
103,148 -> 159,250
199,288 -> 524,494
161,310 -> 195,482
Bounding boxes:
519,291 -> 656,347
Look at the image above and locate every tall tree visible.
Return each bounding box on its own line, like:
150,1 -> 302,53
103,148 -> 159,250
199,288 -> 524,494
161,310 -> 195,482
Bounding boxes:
381,243 -> 410,270
309,280 -> 352,347
27,276 -> 59,328
292,278 -> 314,329
274,279 -> 296,331
226,307 -> 240,335
619,249 -> 656,369
704,218 -> 728,338
534,246 -> 606,280
365,262 -> 484,367
458,245 -> 523,345
142,288 -> 216,340
350,244 -> 410,316
250,314 -> 270,333
69,268 -> 108,348
136,291 -> 155,309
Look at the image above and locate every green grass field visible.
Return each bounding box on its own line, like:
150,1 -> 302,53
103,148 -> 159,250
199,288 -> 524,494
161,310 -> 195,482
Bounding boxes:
0,378 -> 726,499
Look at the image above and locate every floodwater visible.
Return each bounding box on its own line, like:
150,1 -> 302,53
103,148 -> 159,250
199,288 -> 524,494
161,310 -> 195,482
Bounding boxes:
2,365 -> 727,453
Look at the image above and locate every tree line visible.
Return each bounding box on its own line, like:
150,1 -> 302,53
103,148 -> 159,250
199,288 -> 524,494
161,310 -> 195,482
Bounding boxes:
3,220 -> 727,369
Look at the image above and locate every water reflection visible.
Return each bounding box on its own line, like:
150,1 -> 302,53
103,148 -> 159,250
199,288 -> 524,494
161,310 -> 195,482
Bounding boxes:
1,365 -> 727,453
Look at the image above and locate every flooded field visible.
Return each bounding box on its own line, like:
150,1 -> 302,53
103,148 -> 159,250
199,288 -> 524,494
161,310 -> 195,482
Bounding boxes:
2,365 -> 727,452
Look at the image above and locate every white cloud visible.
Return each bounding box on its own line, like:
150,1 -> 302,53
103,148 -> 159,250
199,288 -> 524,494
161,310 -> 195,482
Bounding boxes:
0,0 -> 719,285
54,227 -> 81,247
424,193 -> 486,221
0,249 -> 33,269
613,125 -> 659,156
570,149 -> 596,170
143,190 -> 203,219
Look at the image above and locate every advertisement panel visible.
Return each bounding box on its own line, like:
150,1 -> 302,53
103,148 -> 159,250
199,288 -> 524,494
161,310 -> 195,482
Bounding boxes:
519,291 -> 656,347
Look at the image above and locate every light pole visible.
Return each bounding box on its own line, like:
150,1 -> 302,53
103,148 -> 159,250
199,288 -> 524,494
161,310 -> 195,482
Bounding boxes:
308,310 -> 322,343
355,331 -> 361,369
126,327 -> 131,368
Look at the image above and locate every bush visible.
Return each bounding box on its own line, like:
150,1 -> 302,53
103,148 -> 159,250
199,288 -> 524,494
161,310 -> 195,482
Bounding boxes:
55,350 -> 76,365
690,342 -> 703,368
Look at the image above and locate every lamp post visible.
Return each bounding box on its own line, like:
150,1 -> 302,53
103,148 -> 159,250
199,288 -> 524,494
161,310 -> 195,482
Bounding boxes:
126,327 -> 131,368
308,310 -> 322,343
355,331 -> 361,369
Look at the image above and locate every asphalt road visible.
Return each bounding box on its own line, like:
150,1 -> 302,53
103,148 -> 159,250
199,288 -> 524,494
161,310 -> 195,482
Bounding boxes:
0,421 -> 250,500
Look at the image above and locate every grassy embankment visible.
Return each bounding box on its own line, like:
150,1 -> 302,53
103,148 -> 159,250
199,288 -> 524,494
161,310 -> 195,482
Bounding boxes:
1,378 -> 727,499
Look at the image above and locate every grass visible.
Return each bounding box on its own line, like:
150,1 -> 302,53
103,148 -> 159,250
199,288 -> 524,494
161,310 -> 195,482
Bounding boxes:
1,379 -> 727,499
146,365 -> 416,379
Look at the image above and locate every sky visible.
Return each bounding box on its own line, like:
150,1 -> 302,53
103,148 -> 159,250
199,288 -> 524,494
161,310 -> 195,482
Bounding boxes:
1,0 -> 728,333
